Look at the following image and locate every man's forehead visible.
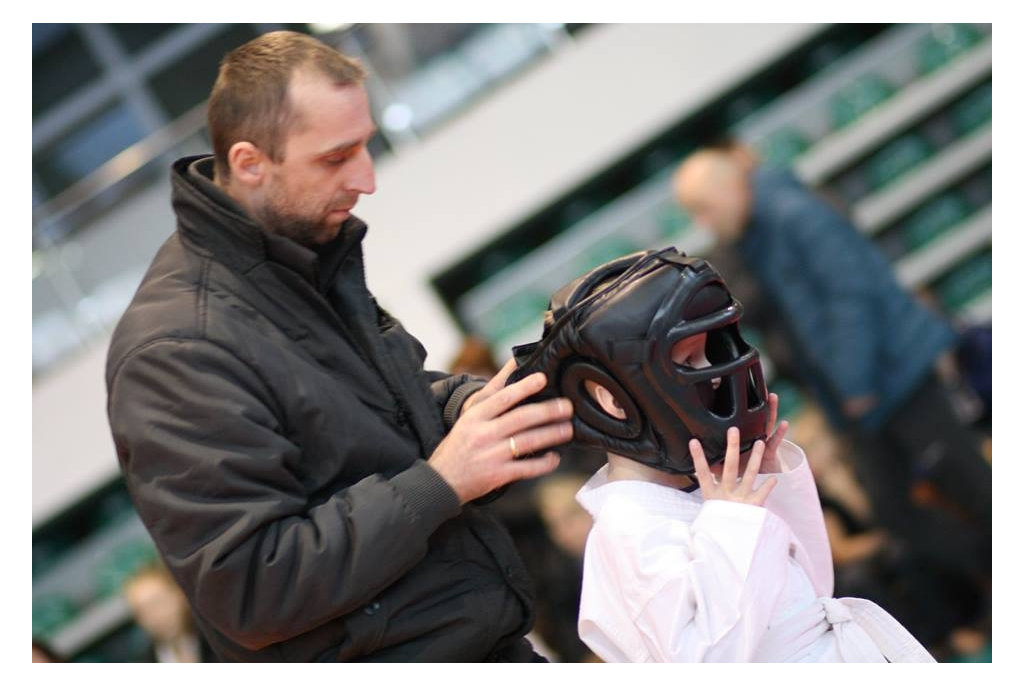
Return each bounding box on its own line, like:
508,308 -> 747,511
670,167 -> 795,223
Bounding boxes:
282,77 -> 373,147
286,70 -> 367,114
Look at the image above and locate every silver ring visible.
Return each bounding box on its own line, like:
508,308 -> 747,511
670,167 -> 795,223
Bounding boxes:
509,435 -> 520,459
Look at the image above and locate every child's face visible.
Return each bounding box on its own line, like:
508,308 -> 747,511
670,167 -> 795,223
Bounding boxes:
671,332 -> 721,389
584,332 -> 716,421
675,332 -> 752,476
671,332 -> 709,367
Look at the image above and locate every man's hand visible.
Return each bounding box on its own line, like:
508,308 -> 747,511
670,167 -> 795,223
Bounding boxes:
689,426 -> 777,506
429,358 -> 573,504
458,357 -> 517,416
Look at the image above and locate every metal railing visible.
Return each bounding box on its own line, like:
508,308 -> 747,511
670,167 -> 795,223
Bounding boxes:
33,100 -> 209,247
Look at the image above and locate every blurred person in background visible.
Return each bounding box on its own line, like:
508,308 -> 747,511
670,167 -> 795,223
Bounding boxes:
672,146 -> 991,591
122,563 -> 214,662
533,473 -> 599,662
106,30 -> 574,662
449,335 -> 502,377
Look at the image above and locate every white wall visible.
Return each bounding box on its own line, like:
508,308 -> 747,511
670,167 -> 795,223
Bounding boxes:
32,23 -> 824,524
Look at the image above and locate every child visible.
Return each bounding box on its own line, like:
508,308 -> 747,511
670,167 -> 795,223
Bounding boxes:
508,248 -> 934,662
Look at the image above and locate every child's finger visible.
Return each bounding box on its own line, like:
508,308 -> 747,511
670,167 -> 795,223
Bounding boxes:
767,393 -> 778,434
739,440 -> 766,495
749,475 -> 778,506
767,420 -> 789,455
689,439 -> 715,492
722,426 -> 740,487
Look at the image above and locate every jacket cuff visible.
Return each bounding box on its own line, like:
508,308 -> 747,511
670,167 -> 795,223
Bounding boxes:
390,460 -> 462,532
442,380 -> 487,430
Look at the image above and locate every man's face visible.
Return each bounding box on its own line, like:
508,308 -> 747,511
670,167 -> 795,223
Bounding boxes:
253,73 -> 377,248
676,162 -> 751,244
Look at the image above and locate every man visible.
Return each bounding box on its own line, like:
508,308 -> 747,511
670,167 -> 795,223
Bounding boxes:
671,147 -> 991,584
106,31 -> 573,662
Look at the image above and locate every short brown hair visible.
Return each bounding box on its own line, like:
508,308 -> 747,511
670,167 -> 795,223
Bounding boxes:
207,30 -> 367,180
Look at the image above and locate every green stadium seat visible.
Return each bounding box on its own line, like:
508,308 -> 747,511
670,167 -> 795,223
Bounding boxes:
33,593 -> 79,639
936,250 -> 991,312
917,23 -> 983,75
760,127 -> 811,167
865,133 -> 933,190
829,73 -> 896,130
93,538 -> 158,599
950,82 -> 992,135
900,192 -> 972,253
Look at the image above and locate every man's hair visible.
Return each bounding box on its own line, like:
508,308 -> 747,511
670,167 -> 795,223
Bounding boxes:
207,30 -> 367,180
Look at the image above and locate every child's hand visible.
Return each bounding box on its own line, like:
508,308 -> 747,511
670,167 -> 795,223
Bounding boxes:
689,426 -> 777,506
760,392 -> 790,474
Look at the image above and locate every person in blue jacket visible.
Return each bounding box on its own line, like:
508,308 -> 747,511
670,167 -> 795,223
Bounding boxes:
672,145 -> 990,584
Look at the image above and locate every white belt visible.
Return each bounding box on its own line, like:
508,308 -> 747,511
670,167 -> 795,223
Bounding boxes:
755,596 -> 937,663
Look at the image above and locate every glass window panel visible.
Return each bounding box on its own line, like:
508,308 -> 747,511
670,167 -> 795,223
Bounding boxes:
33,24 -> 102,118
109,23 -> 182,55
147,24 -> 263,120
34,101 -> 146,198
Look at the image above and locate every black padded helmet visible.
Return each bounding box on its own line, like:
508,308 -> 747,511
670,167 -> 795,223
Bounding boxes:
507,247 -> 768,473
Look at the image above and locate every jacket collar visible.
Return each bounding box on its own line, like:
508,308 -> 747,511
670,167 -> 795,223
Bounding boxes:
170,154 -> 367,293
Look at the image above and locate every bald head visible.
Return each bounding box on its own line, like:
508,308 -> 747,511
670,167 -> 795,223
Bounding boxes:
673,149 -> 753,244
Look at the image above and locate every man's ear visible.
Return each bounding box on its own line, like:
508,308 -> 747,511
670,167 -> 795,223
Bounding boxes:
584,379 -> 626,420
226,142 -> 267,188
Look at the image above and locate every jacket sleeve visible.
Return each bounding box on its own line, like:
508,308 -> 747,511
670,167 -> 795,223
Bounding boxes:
108,337 -> 462,651
579,498 -> 791,662
783,196 -> 881,401
425,370 -> 488,431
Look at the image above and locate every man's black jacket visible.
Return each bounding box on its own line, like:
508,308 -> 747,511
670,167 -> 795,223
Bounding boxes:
105,156 -> 538,662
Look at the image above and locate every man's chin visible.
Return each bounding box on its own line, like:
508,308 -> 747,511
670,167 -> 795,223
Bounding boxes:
321,216 -> 349,240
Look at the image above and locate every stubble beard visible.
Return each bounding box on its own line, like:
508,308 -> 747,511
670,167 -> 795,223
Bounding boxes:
253,199 -> 335,250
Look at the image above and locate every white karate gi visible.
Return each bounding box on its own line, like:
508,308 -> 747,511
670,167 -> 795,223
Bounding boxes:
575,440 -> 935,663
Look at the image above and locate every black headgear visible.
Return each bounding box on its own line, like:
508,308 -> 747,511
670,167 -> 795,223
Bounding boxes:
507,247 -> 768,474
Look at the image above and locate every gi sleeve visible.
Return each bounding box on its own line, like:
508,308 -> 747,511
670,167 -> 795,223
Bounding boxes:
578,496 -> 791,662
760,440 -> 835,597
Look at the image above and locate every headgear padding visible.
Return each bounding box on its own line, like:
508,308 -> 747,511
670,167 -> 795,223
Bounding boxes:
508,248 -> 768,473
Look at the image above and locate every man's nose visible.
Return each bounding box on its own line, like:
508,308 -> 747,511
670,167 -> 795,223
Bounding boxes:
347,147 -> 376,195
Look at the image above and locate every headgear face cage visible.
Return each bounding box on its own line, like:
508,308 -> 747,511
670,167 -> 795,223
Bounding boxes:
507,248 -> 769,474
